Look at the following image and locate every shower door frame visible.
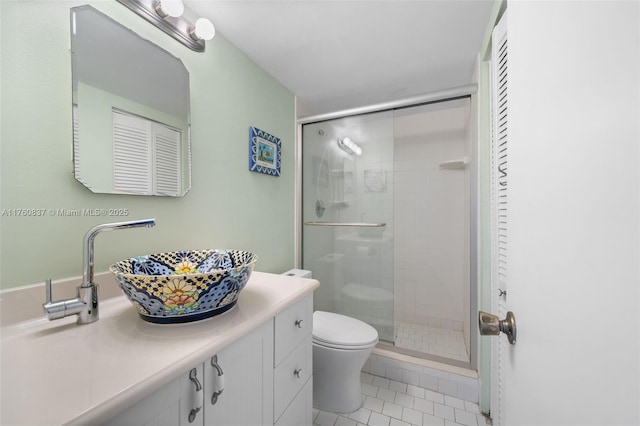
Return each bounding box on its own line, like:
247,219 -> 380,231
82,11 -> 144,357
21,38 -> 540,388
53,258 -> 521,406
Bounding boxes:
295,84 -> 480,370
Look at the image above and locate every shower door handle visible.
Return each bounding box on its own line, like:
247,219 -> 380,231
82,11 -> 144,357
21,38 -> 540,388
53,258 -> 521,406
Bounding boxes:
304,222 -> 386,227
479,311 -> 517,345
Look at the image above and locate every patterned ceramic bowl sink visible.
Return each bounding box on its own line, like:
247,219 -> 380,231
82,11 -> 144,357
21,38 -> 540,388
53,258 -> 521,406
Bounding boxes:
110,249 -> 258,324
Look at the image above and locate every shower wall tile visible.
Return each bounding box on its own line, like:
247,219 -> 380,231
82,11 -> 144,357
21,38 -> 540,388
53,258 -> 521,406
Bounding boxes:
368,357 -> 387,378
457,381 -> 480,403
437,379 -> 458,397
386,365 -> 405,383
419,373 -> 439,391
393,122 -> 467,331
423,366 -> 452,380
401,370 -> 421,387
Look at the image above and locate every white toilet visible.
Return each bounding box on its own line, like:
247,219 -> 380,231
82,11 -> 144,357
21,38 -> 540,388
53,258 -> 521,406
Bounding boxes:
312,310 -> 379,413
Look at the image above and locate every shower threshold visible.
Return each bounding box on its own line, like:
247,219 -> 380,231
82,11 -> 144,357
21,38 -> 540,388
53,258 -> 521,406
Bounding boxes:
376,321 -> 471,369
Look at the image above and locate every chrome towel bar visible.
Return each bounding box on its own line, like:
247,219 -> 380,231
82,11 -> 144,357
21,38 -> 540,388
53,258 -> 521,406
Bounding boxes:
304,222 -> 386,228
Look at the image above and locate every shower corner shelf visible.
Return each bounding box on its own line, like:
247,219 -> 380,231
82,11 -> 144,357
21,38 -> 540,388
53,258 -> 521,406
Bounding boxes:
439,157 -> 468,170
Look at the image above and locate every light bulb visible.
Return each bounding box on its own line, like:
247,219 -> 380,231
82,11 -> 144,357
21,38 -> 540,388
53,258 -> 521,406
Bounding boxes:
155,0 -> 184,18
191,18 -> 215,41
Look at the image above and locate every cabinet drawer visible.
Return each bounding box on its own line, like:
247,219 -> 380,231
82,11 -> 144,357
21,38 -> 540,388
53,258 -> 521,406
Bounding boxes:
274,335 -> 312,421
275,377 -> 313,426
274,295 -> 312,366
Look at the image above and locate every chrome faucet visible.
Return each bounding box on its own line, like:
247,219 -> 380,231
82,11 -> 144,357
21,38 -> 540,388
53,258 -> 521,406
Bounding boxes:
43,218 -> 156,324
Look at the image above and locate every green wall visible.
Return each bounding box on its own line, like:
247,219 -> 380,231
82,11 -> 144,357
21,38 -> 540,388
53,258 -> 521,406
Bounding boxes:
0,1 -> 296,290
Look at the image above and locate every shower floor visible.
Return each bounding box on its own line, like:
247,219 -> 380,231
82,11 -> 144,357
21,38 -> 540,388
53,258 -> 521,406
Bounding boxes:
394,321 -> 469,362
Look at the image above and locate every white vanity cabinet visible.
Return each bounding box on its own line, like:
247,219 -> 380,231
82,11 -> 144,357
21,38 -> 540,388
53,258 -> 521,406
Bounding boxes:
104,294 -> 314,426
0,272 -> 320,426
105,321 -> 274,426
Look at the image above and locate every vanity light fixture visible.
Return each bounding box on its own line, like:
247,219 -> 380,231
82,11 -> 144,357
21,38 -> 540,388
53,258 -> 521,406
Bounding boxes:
337,137 -> 363,156
116,0 -> 215,52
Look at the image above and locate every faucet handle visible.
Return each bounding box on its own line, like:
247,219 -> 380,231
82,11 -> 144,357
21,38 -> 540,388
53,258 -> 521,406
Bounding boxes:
43,278 -> 85,320
43,278 -> 66,320
45,278 -> 53,304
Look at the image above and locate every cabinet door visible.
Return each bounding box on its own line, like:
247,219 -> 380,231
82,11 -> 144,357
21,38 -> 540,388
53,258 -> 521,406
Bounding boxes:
204,321 -> 274,426
104,364 -> 204,426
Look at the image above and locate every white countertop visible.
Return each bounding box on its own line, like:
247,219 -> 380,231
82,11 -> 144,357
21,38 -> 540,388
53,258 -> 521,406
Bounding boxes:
0,272 -> 318,426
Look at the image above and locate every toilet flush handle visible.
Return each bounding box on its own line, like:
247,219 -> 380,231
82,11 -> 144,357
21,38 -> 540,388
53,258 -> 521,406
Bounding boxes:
295,319 -> 304,329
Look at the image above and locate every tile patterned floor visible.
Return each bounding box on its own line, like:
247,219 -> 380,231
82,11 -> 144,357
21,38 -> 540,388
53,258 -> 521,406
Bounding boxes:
313,372 -> 489,426
394,322 -> 469,362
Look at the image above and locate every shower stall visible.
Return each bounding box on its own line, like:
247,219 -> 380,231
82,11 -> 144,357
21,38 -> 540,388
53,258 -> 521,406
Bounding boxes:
299,89 -> 476,368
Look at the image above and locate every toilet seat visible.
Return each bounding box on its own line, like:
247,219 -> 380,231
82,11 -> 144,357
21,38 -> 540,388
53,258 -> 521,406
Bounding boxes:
313,311 -> 378,350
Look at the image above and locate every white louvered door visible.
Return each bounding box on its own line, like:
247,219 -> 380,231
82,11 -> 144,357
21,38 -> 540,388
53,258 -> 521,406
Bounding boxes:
112,110 -> 182,196
488,2 -> 639,424
113,110 -> 153,194
72,105 -> 81,181
489,10 -> 507,426
153,124 -> 181,196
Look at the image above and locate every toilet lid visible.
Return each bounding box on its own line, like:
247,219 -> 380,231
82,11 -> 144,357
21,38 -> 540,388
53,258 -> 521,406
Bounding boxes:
313,311 -> 379,349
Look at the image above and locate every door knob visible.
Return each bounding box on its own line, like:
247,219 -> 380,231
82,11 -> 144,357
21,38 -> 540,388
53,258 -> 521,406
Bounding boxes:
479,311 -> 517,345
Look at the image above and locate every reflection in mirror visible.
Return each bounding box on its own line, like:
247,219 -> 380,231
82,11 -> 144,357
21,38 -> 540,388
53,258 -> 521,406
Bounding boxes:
71,5 -> 191,196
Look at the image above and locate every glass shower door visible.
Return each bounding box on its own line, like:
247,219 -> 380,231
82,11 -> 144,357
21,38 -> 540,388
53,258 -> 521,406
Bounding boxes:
301,111 -> 394,342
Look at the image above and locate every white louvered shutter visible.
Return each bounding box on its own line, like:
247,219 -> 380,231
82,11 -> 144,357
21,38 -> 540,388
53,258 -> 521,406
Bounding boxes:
113,110 -> 153,194
112,110 -> 182,196
73,105 -> 81,180
153,123 -> 181,196
490,10 -> 508,426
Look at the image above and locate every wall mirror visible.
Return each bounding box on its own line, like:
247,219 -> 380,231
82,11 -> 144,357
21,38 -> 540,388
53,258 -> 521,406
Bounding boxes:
71,5 -> 191,196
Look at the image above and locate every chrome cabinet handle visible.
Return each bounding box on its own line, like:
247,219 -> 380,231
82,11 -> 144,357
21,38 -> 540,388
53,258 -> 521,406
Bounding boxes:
294,319 -> 304,329
294,369 -> 303,379
210,355 -> 225,406
188,368 -> 203,423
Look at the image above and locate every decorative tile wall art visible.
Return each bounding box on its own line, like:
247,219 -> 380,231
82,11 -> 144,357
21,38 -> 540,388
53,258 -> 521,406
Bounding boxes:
249,127 -> 281,176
